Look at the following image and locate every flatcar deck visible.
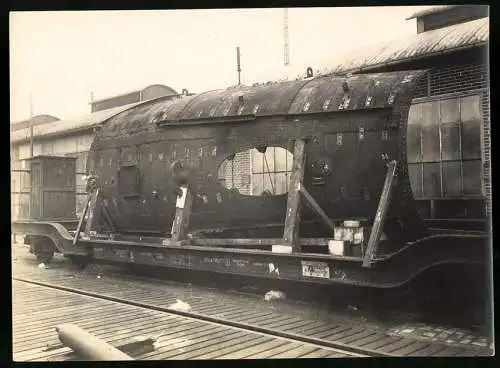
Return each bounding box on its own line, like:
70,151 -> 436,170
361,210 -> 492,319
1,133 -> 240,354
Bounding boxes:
11,245 -> 492,359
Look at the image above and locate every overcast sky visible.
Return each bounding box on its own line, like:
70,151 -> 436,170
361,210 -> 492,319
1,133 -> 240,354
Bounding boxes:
9,6 -> 429,122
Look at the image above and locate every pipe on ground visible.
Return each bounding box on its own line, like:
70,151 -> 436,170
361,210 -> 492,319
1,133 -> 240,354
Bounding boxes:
56,323 -> 133,361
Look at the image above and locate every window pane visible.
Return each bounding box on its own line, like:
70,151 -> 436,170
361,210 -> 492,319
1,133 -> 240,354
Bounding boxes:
440,98 -> 460,124
251,173 -> 263,195
461,118 -> 482,160
460,95 -> 481,122
263,147 -> 275,172
11,175 -> 19,192
440,123 -> 461,161
460,95 -> 482,160
274,172 -> 289,195
76,194 -> 88,217
407,103 -> 422,124
263,172 -> 275,194
21,171 -> 30,191
462,160 -> 482,196
275,147 -> 293,172
76,174 -> 87,194
442,161 -> 461,197
421,102 -> 440,162
11,146 -> 19,162
408,163 -> 423,198
407,104 -> 422,163
42,141 -> 54,154
78,152 -> 89,173
423,162 -> 441,198
251,149 -> 264,173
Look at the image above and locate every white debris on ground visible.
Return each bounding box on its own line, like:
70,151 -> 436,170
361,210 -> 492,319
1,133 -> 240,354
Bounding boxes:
347,305 -> 359,311
264,290 -> 286,301
38,263 -> 48,269
152,336 -> 191,351
168,299 -> 192,312
97,273 -> 102,279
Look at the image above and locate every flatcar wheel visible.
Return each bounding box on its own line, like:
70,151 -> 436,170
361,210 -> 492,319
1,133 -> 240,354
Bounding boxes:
32,238 -> 55,264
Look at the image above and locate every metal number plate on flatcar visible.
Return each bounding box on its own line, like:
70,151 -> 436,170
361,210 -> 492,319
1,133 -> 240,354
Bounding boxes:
301,261 -> 330,279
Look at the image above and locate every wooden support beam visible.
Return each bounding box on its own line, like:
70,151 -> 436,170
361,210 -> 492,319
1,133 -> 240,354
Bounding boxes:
170,185 -> 193,242
282,139 -> 307,252
83,188 -> 101,239
298,185 -> 336,234
362,160 -> 397,268
192,238 -> 332,247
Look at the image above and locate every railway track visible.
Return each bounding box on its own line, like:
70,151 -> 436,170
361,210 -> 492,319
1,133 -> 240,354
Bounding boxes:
13,278 -> 372,360
12,246 -> 493,359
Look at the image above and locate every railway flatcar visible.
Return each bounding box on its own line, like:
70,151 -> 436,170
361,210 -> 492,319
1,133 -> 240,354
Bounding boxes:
13,70 -> 489,288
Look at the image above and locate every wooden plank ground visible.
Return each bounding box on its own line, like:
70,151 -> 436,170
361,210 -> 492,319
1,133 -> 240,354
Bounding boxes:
12,280 -> 349,361
11,244 -> 491,358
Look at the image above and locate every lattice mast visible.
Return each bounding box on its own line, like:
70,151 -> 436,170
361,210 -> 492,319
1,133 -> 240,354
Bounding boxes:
284,8 -> 290,66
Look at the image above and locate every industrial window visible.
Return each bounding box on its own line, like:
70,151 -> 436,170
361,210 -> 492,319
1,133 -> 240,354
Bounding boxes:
217,146 -> 293,196
42,141 -> 54,155
65,151 -> 89,174
218,150 -> 252,195
407,94 -> 483,199
251,147 -> 293,196
11,146 -> 19,162
76,194 -> 88,218
76,174 -> 87,194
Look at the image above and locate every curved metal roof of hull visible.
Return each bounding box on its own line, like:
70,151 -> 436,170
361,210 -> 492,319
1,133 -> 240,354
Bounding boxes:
88,69 -> 430,240
98,70 -> 427,139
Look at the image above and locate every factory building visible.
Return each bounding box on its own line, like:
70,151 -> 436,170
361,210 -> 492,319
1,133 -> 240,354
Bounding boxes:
11,84 -> 181,221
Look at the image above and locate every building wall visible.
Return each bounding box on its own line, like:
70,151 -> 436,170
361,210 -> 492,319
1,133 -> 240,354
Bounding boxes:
418,5 -> 489,33
11,131 -> 96,220
365,46 -> 489,219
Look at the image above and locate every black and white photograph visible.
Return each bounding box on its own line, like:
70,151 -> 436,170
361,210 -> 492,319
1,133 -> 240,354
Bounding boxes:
10,5 -> 493,360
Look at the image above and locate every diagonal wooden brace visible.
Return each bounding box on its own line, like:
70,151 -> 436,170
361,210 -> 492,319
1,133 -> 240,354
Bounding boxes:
298,184 -> 336,234
73,194 -> 91,246
362,160 -> 397,268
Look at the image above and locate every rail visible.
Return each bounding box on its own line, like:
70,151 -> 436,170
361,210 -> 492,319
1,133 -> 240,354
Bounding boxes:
13,277 -> 385,357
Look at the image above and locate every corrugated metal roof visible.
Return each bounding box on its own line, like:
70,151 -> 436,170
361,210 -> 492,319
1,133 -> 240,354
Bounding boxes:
10,101 -> 144,144
405,5 -> 458,20
91,84 -> 178,104
10,115 -> 60,132
319,17 -> 488,75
